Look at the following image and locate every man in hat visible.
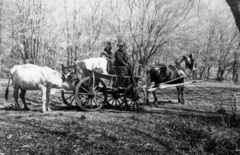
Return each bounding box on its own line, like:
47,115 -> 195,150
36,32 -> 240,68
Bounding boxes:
114,41 -> 132,75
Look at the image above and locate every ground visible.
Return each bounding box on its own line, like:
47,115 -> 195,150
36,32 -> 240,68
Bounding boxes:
0,79 -> 240,155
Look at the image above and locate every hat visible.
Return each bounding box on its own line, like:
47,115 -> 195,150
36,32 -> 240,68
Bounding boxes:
106,42 -> 111,47
117,41 -> 125,47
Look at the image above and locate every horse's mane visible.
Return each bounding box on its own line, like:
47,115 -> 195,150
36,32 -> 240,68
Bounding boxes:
174,55 -> 185,64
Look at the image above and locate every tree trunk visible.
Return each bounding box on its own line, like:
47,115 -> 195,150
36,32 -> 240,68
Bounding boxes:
232,54 -> 238,82
226,0 -> 240,32
199,66 -> 206,79
226,0 -> 240,82
206,67 -> 211,80
217,67 -> 225,81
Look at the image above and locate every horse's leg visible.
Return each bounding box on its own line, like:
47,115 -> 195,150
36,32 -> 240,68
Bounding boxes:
13,86 -> 20,110
147,91 -> 153,107
20,89 -> 30,110
153,90 -> 158,107
46,88 -> 51,111
180,85 -> 185,104
146,91 -> 149,105
146,72 -> 151,106
176,86 -> 181,103
40,85 -> 47,113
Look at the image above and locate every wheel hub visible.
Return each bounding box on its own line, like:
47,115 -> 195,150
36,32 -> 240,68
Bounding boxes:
112,92 -> 121,99
88,93 -> 95,98
132,95 -> 139,101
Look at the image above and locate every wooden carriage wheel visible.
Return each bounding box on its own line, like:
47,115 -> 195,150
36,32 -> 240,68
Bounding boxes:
61,90 -> 76,107
124,84 -> 146,110
75,76 -> 107,111
107,90 -> 125,108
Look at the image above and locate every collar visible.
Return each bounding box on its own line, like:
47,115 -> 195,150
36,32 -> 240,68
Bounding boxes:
170,64 -> 183,70
170,64 -> 187,77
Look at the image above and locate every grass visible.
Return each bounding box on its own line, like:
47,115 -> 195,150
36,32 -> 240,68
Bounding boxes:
0,80 -> 240,154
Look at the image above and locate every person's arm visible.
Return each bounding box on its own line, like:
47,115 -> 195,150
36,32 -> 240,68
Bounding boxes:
115,52 -> 128,66
125,52 -> 130,61
109,52 -> 113,59
124,52 -> 132,66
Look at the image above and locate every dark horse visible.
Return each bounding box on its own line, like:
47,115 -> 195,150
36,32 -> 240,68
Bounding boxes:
146,54 -> 195,105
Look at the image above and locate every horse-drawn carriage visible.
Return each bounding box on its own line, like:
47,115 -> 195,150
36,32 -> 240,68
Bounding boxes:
61,60 -> 146,111
61,54 -> 201,111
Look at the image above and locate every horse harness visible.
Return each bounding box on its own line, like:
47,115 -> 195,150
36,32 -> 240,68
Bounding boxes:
169,65 -> 187,78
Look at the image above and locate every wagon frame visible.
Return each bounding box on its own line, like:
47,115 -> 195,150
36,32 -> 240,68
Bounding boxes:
61,62 -> 146,111
61,61 -> 203,111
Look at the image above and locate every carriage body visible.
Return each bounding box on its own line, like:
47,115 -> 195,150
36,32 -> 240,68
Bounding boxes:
61,62 -> 146,111
85,69 -> 141,89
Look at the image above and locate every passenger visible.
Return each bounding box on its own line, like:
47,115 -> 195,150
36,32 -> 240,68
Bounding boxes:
114,41 -> 132,76
100,42 -> 113,60
100,42 -> 114,74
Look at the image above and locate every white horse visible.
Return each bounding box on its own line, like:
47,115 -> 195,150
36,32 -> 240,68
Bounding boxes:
5,64 -> 74,112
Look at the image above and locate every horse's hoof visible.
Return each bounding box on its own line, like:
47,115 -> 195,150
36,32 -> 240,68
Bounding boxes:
24,107 -> 30,111
178,101 -> 185,104
153,102 -> 158,107
149,104 -> 153,108
15,106 -> 21,111
178,99 -> 184,104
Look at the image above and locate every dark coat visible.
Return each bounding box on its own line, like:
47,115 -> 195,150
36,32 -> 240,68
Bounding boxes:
114,49 -> 130,66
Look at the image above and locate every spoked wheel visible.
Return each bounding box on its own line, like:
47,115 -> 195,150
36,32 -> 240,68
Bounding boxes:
61,90 -> 76,107
75,76 -> 107,111
124,84 -> 146,110
107,90 -> 125,108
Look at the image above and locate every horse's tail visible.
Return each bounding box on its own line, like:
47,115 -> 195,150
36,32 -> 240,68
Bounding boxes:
5,76 -> 11,101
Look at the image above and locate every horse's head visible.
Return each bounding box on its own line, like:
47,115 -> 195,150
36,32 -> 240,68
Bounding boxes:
184,54 -> 195,71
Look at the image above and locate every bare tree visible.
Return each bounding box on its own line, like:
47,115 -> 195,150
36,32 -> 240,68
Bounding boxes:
197,11 -> 220,80
83,0 -> 104,55
0,0 -> 6,77
104,0 -> 129,41
124,0 -> 194,67
181,1 -> 239,81
62,0 -> 105,64
215,24 -> 238,81
7,0 -> 57,67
